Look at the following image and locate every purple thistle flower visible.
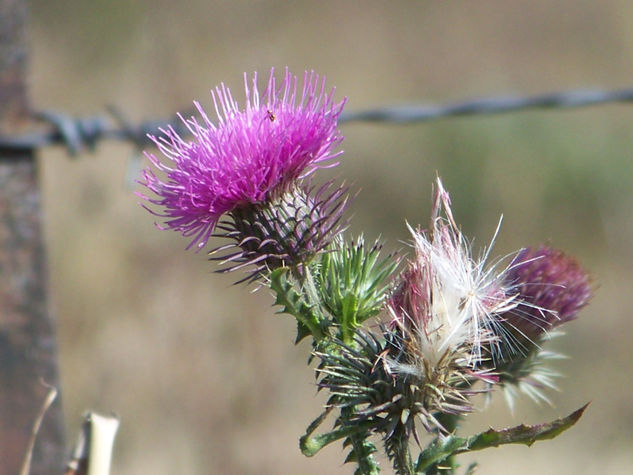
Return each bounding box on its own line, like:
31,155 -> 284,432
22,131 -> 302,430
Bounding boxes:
138,68 -> 346,250
503,246 -> 592,345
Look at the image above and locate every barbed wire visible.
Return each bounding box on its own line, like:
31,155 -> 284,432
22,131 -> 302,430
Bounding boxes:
1,87 -> 633,158
339,87 -> 633,123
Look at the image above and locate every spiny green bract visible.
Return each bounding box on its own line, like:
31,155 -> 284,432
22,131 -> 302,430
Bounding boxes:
313,236 -> 398,343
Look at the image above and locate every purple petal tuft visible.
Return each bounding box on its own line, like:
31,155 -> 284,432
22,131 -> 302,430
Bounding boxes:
504,246 -> 592,340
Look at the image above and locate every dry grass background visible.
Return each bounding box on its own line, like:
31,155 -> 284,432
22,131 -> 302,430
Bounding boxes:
27,1 -> 633,473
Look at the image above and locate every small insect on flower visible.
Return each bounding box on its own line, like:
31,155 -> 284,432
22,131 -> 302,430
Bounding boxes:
266,109 -> 276,121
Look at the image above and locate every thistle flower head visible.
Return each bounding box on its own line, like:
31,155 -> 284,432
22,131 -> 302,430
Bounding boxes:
388,178 -> 517,370
349,178 -> 522,437
503,246 -> 592,343
492,246 -> 592,406
138,68 -> 346,250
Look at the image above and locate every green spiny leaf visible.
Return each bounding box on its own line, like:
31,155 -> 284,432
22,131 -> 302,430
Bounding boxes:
462,403 -> 589,452
295,320 -> 312,344
415,404 -> 589,472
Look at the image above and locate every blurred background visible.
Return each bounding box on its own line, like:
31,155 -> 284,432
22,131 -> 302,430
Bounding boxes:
28,1 -> 633,473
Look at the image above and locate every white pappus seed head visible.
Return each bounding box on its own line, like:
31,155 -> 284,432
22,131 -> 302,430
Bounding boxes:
390,178 -> 520,371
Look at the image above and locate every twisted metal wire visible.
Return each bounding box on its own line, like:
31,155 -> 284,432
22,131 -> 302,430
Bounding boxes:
1,87 -> 633,157
339,88 -> 633,123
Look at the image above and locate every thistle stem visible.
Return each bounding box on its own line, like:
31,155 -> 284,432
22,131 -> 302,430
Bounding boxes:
388,429 -> 415,475
421,414 -> 460,475
341,407 -> 380,475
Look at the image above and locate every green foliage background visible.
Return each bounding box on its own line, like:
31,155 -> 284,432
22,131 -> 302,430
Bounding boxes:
31,1 -> 633,473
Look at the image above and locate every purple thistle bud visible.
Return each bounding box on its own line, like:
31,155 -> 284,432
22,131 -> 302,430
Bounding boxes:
503,246 -> 592,344
138,68 -> 346,250
209,181 -> 350,283
491,246 -> 592,408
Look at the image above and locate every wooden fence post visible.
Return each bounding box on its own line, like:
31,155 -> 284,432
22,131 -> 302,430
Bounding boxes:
0,1 -> 66,473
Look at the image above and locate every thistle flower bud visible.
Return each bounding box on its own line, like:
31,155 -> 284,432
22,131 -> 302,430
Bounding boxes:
493,246 -> 592,406
503,246 -> 592,344
314,235 -> 398,342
